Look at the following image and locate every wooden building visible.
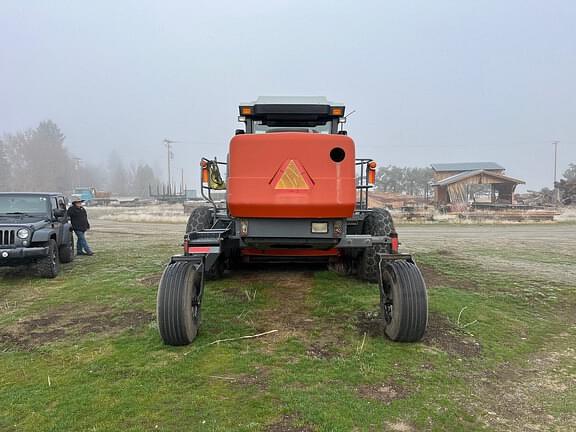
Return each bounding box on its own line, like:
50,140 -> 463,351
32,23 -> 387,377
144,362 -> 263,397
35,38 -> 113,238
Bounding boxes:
430,162 -> 525,209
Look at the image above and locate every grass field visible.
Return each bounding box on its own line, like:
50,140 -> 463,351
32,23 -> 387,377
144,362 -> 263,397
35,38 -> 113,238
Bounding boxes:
1,221 -> 575,431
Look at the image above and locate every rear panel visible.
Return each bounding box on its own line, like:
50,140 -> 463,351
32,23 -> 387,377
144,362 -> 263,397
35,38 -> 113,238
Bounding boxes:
228,133 -> 356,218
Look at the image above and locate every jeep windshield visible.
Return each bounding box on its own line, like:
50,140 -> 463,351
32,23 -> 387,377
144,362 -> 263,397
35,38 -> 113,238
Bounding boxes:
0,195 -> 50,217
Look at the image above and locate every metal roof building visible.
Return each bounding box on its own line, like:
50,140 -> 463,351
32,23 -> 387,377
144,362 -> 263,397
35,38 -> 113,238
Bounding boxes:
430,162 -> 525,209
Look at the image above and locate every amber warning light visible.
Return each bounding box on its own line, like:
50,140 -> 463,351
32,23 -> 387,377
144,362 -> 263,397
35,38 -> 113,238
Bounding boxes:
368,161 -> 377,185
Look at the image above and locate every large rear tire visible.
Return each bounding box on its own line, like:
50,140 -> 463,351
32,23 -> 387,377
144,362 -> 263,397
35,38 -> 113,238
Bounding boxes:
185,206 -> 225,279
157,261 -> 203,346
379,259 -> 428,342
186,206 -> 213,234
358,208 -> 395,282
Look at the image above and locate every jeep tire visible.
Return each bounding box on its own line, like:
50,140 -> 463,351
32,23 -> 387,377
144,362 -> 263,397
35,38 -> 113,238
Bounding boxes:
59,236 -> 74,263
36,239 -> 60,278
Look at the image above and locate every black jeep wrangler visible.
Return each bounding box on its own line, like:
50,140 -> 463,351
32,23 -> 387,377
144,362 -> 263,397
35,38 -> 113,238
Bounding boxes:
0,193 -> 74,278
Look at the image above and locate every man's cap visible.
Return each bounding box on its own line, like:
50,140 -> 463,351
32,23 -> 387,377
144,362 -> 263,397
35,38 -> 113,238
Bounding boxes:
70,195 -> 84,203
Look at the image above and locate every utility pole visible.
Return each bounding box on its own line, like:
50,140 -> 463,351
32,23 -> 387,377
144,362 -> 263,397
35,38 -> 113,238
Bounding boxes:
553,141 -> 559,205
163,139 -> 180,194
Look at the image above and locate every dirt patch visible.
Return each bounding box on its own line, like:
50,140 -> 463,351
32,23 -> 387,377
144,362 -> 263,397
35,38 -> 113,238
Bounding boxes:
306,341 -> 336,360
356,311 -> 481,358
137,273 -> 162,287
356,311 -> 385,337
208,367 -> 270,390
235,367 -> 270,390
0,305 -> 153,351
233,268 -> 317,335
418,264 -> 477,291
383,421 -> 417,432
357,379 -> 410,404
265,414 -> 314,432
423,312 -> 481,358
467,347 -> 576,431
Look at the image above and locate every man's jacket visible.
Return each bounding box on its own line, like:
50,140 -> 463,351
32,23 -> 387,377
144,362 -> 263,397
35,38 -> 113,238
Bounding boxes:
67,206 -> 91,232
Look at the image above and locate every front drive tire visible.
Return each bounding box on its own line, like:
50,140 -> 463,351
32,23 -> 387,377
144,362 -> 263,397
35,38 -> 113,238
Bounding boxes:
59,236 -> 74,263
157,261 -> 202,346
379,260 -> 428,342
36,239 -> 60,278
186,206 -> 213,235
358,208 -> 395,282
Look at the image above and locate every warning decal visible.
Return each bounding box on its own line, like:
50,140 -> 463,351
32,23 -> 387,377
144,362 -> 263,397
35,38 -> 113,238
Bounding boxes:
271,160 -> 313,190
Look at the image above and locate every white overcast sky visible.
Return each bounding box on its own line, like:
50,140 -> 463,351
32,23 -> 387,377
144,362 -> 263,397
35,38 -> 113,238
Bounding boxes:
1,0 -> 574,190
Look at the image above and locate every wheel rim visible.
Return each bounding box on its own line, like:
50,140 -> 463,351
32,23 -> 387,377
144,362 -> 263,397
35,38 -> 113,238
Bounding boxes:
190,277 -> 201,321
381,289 -> 393,324
380,264 -> 394,324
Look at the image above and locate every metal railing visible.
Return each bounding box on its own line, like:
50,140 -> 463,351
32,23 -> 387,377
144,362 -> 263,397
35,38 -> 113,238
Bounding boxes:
356,158 -> 374,211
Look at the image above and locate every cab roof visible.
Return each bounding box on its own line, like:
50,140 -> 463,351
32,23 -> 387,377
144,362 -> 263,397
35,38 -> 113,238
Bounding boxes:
239,96 -> 345,118
243,96 -> 343,106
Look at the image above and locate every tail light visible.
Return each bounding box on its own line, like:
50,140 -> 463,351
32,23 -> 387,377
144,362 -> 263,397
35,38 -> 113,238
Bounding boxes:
367,161 -> 377,185
390,232 -> 399,254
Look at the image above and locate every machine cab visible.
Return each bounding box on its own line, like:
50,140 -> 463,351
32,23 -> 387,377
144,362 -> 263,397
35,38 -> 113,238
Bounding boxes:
237,96 -> 347,135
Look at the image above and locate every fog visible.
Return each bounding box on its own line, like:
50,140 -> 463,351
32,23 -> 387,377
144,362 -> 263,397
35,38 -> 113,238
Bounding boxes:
1,0 -> 575,190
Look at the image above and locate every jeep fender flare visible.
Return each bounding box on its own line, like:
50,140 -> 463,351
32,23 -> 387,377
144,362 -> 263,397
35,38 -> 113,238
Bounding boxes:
62,223 -> 73,244
31,228 -> 57,244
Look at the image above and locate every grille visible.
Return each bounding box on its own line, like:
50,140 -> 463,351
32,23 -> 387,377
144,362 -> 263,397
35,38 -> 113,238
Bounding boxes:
0,229 -> 16,246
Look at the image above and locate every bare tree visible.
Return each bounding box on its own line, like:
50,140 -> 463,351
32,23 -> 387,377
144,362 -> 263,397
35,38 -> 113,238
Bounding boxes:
376,165 -> 433,196
0,139 -> 11,190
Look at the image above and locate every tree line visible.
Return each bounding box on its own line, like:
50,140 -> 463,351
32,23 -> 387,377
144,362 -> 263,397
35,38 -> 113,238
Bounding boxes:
375,165 -> 433,196
0,120 -> 160,196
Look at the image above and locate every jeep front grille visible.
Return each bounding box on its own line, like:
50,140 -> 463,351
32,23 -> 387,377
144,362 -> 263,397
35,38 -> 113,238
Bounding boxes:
0,229 -> 16,246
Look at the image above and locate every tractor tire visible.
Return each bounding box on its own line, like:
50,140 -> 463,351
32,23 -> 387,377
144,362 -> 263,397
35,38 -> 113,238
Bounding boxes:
185,206 -> 225,279
358,208 -> 395,282
59,236 -> 74,264
379,260 -> 428,342
157,261 -> 203,346
186,206 -> 213,234
36,239 -> 60,278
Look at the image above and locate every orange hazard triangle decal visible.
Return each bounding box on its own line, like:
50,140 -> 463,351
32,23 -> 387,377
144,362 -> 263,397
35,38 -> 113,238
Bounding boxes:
271,160 -> 314,190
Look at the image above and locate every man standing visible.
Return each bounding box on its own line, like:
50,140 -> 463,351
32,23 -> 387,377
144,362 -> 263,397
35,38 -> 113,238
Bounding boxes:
67,195 -> 94,256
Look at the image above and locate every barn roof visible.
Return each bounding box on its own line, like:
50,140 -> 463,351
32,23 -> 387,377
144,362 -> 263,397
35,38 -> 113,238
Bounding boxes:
431,162 -> 504,172
431,170 -> 525,187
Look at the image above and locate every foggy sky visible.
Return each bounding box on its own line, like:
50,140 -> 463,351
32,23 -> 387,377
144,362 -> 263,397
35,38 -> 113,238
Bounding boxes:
1,0 -> 575,191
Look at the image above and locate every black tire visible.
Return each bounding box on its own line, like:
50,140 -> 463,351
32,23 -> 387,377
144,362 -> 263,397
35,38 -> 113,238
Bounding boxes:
186,206 -> 225,279
358,208 -> 395,282
379,260 -> 428,342
157,261 -> 203,346
36,239 -> 60,278
186,206 -> 213,234
59,235 -> 74,263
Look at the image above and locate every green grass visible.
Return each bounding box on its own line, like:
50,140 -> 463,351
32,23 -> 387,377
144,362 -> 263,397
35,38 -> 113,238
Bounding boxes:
1,227 -> 575,431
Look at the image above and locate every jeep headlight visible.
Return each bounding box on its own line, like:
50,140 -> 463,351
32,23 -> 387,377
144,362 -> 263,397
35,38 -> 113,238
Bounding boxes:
17,228 -> 30,239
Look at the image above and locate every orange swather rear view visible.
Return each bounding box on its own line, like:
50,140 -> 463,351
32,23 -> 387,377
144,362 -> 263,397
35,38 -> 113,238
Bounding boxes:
227,133 -> 356,219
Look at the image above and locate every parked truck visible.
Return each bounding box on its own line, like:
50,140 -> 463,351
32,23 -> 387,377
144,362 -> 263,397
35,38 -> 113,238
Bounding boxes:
73,187 -> 112,206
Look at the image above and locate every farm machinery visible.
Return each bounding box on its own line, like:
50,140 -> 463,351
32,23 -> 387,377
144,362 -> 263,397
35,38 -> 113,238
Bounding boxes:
157,97 -> 428,346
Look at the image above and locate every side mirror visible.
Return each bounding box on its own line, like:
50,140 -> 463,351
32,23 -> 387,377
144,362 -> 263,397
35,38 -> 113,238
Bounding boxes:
235,129 -> 245,135
338,130 -> 348,135
53,209 -> 65,218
